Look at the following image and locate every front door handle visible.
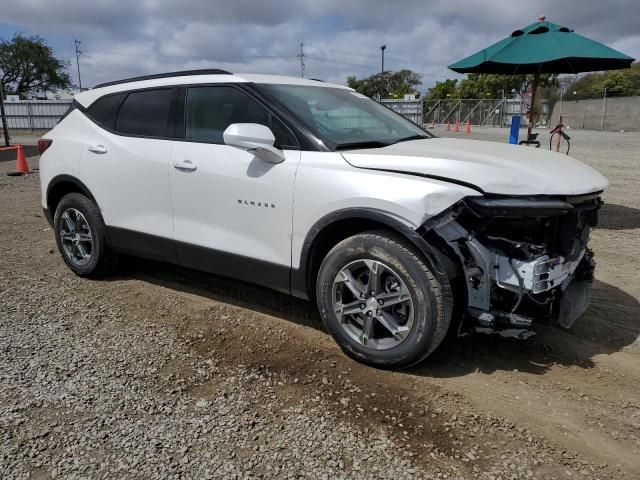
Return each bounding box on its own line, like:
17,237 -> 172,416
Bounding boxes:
87,144 -> 107,154
173,160 -> 198,172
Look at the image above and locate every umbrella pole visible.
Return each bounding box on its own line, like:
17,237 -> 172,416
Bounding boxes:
527,73 -> 540,139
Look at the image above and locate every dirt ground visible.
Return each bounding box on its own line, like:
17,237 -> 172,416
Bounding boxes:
1,127 -> 639,479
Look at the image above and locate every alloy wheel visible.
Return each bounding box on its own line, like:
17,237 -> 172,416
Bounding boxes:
59,208 -> 93,267
332,259 -> 415,350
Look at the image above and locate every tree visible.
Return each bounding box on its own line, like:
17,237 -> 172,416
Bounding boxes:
457,74 -> 523,99
566,63 -> 640,99
347,69 -> 422,98
0,34 -> 71,99
426,73 -> 558,100
425,79 -> 458,100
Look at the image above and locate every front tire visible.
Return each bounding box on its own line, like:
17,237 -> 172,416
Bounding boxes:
53,193 -> 117,278
316,231 -> 451,369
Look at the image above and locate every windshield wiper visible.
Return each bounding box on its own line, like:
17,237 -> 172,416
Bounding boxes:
335,140 -> 391,150
388,134 -> 430,145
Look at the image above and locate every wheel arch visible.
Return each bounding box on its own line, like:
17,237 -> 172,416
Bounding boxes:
291,209 -> 460,306
46,175 -> 97,219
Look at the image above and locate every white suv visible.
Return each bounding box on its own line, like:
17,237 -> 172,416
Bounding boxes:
39,70 -> 608,368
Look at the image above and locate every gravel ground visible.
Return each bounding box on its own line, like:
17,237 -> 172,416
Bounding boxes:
1,128 -> 639,479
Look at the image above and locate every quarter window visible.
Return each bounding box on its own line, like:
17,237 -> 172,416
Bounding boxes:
86,93 -> 125,130
115,89 -> 174,137
185,86 -> 297,148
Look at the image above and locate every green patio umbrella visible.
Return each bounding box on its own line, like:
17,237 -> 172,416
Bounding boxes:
449,15 -> 635,137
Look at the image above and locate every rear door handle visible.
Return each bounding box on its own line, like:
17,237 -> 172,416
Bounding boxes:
173,160 -> 198,172
87,144 -> 107,154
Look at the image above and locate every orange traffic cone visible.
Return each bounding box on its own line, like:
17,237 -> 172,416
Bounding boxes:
15,145 -> 30,173
466,121 -> 472,134
446,122 -> 450,131
453,121 -> 460,132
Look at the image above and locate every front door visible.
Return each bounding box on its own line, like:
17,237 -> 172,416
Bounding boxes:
169,85 -> 301,292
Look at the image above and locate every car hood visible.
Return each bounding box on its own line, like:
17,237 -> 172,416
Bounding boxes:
341,138 -> 608,196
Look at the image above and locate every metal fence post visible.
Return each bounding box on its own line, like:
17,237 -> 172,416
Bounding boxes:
0,81 -> 9,146
27,101 -> 34,131
600,88 -> 607,131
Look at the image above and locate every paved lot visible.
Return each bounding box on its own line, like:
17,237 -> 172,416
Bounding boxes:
1,128 -> 639,479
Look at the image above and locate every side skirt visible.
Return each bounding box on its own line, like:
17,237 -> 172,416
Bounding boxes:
175,240 -> 291,295
107,227 -> 179,264
105,227 -> 292,295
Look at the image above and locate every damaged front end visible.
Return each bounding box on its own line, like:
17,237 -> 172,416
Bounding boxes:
422,193 -> 602,333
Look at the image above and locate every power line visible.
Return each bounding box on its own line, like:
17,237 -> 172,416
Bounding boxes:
305,55 -> 377,70
321,47 -> 380,60
81,46 -> 443,81
85,50 -> 296,61
88,49 -> 376,71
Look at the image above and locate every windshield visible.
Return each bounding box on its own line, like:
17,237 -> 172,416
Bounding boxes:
257,84 -> 432,150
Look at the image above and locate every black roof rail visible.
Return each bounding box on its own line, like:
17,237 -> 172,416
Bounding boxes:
309,78 -> 325,82
94,69 -> 233,88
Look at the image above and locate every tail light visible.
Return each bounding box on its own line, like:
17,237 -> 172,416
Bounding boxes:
38,139 -> 53,155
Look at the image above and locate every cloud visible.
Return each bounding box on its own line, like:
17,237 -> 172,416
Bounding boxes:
1,0 -> 637,90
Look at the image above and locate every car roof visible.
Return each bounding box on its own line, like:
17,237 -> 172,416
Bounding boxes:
75,70 -> 350,107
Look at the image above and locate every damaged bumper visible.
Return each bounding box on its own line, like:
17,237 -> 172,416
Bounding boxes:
423,193 -> 601,331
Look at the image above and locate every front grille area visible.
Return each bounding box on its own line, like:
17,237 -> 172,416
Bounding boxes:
460,194 -> 601,262
427,194 -> 602,330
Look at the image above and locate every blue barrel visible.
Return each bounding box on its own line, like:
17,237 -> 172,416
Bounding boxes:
509,115 -> 520,144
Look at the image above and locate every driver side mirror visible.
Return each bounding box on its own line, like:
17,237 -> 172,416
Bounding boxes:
223,123 -> 285,164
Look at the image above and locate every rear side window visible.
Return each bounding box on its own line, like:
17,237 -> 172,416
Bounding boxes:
115,89 -> 174,137
86,94 -> 125,130
185,86 -> 297,148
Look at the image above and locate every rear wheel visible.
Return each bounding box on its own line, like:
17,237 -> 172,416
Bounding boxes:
53,193 -> 117,277
316,231 -> 451,368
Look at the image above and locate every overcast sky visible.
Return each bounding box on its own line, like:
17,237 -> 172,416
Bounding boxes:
1,0 -> 638,92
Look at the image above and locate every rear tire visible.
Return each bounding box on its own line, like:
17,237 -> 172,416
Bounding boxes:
316,231 -> 451,369
53,193 -> 117,278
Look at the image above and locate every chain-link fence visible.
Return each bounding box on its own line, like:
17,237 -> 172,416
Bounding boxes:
1,99 -> 73,131
423,98 -> 550,127
0,97 -> 557,135
379,99 -> 423,125
1,98 -> 428,134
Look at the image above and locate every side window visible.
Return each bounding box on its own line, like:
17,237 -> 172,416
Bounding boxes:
185,86 -> 297,148
115,89 -> 174,137
86,93 -> 125,130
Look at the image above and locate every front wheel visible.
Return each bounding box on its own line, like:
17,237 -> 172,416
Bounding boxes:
316,231 -> 451,369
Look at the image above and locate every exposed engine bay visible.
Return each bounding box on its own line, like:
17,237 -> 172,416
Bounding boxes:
422,192 -> 602,332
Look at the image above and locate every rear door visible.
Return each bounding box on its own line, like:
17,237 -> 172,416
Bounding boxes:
169,85 -> 301,291
80,88 -> 177,260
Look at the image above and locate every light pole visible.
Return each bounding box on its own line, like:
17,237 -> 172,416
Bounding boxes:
74,39 -> 83,91
378,45 -> 387,99
0,76 -> 9,147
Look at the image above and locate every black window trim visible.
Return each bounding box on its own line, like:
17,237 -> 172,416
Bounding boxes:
81,83 -> 304,150
174,83 -> 300,150
242,83 -> 328,152
82,86 -> 178,141
115,86 -> 178,139
85,92 -> 127,131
